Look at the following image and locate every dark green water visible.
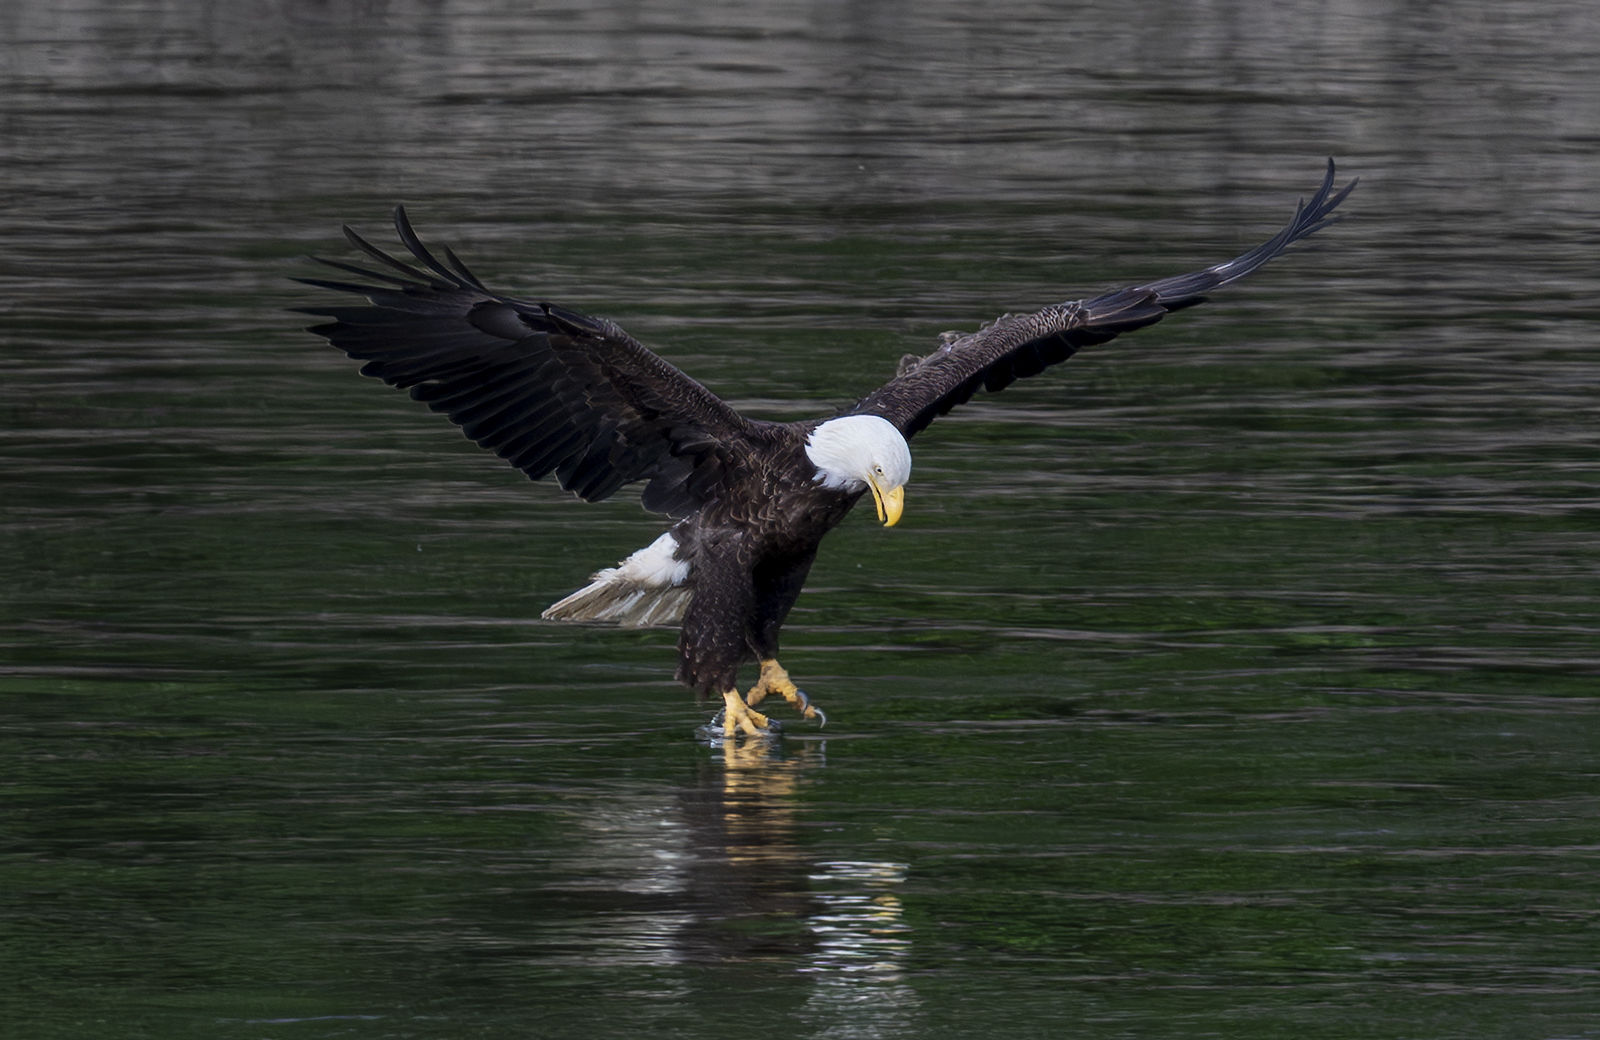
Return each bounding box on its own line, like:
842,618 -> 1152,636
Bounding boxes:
4,2 -> 1599,1037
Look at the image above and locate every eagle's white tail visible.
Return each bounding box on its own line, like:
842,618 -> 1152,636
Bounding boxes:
540,532 -> 693,629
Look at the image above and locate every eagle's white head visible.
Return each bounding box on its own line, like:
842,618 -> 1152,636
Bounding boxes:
805,415 -> 913,526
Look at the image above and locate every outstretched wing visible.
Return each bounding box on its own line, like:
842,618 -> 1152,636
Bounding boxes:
297,207 -> 760,518
849,160 -> 1356,438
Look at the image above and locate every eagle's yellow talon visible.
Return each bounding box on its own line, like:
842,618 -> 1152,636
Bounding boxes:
720,689 -> 772,737
742,659 -> 826,727
796,694 -> 826,728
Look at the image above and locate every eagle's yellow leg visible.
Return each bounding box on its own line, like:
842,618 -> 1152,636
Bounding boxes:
744,659 -> 826,726
720,689 -> 773,738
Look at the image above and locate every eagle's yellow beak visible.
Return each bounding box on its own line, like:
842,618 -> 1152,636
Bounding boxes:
869,480 -> 905,527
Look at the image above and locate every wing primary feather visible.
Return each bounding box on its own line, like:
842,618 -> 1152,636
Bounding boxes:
292,276 -> 405,297
1145,158 -> 1356,307
441,244 -> 491,292
340,223 -> 440,285
392,204 -> 476,290
300,255 -> 420,287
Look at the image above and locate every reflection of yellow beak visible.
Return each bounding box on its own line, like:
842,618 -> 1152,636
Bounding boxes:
869,479 -> 905,527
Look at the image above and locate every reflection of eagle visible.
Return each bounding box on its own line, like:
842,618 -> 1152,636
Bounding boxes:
299,162 -> 1354,737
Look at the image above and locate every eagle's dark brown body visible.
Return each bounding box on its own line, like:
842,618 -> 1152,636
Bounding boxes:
668,421 -> 862,696
298,161 -> 1354,734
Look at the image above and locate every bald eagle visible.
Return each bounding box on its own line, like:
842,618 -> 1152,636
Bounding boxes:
299,161 -> 1354,738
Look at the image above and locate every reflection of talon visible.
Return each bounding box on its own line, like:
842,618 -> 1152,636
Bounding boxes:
719,735 -> 784,766
745,659 -> 827,725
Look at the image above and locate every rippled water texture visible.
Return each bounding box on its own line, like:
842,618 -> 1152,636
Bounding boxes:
4,1 -> 1599,1037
